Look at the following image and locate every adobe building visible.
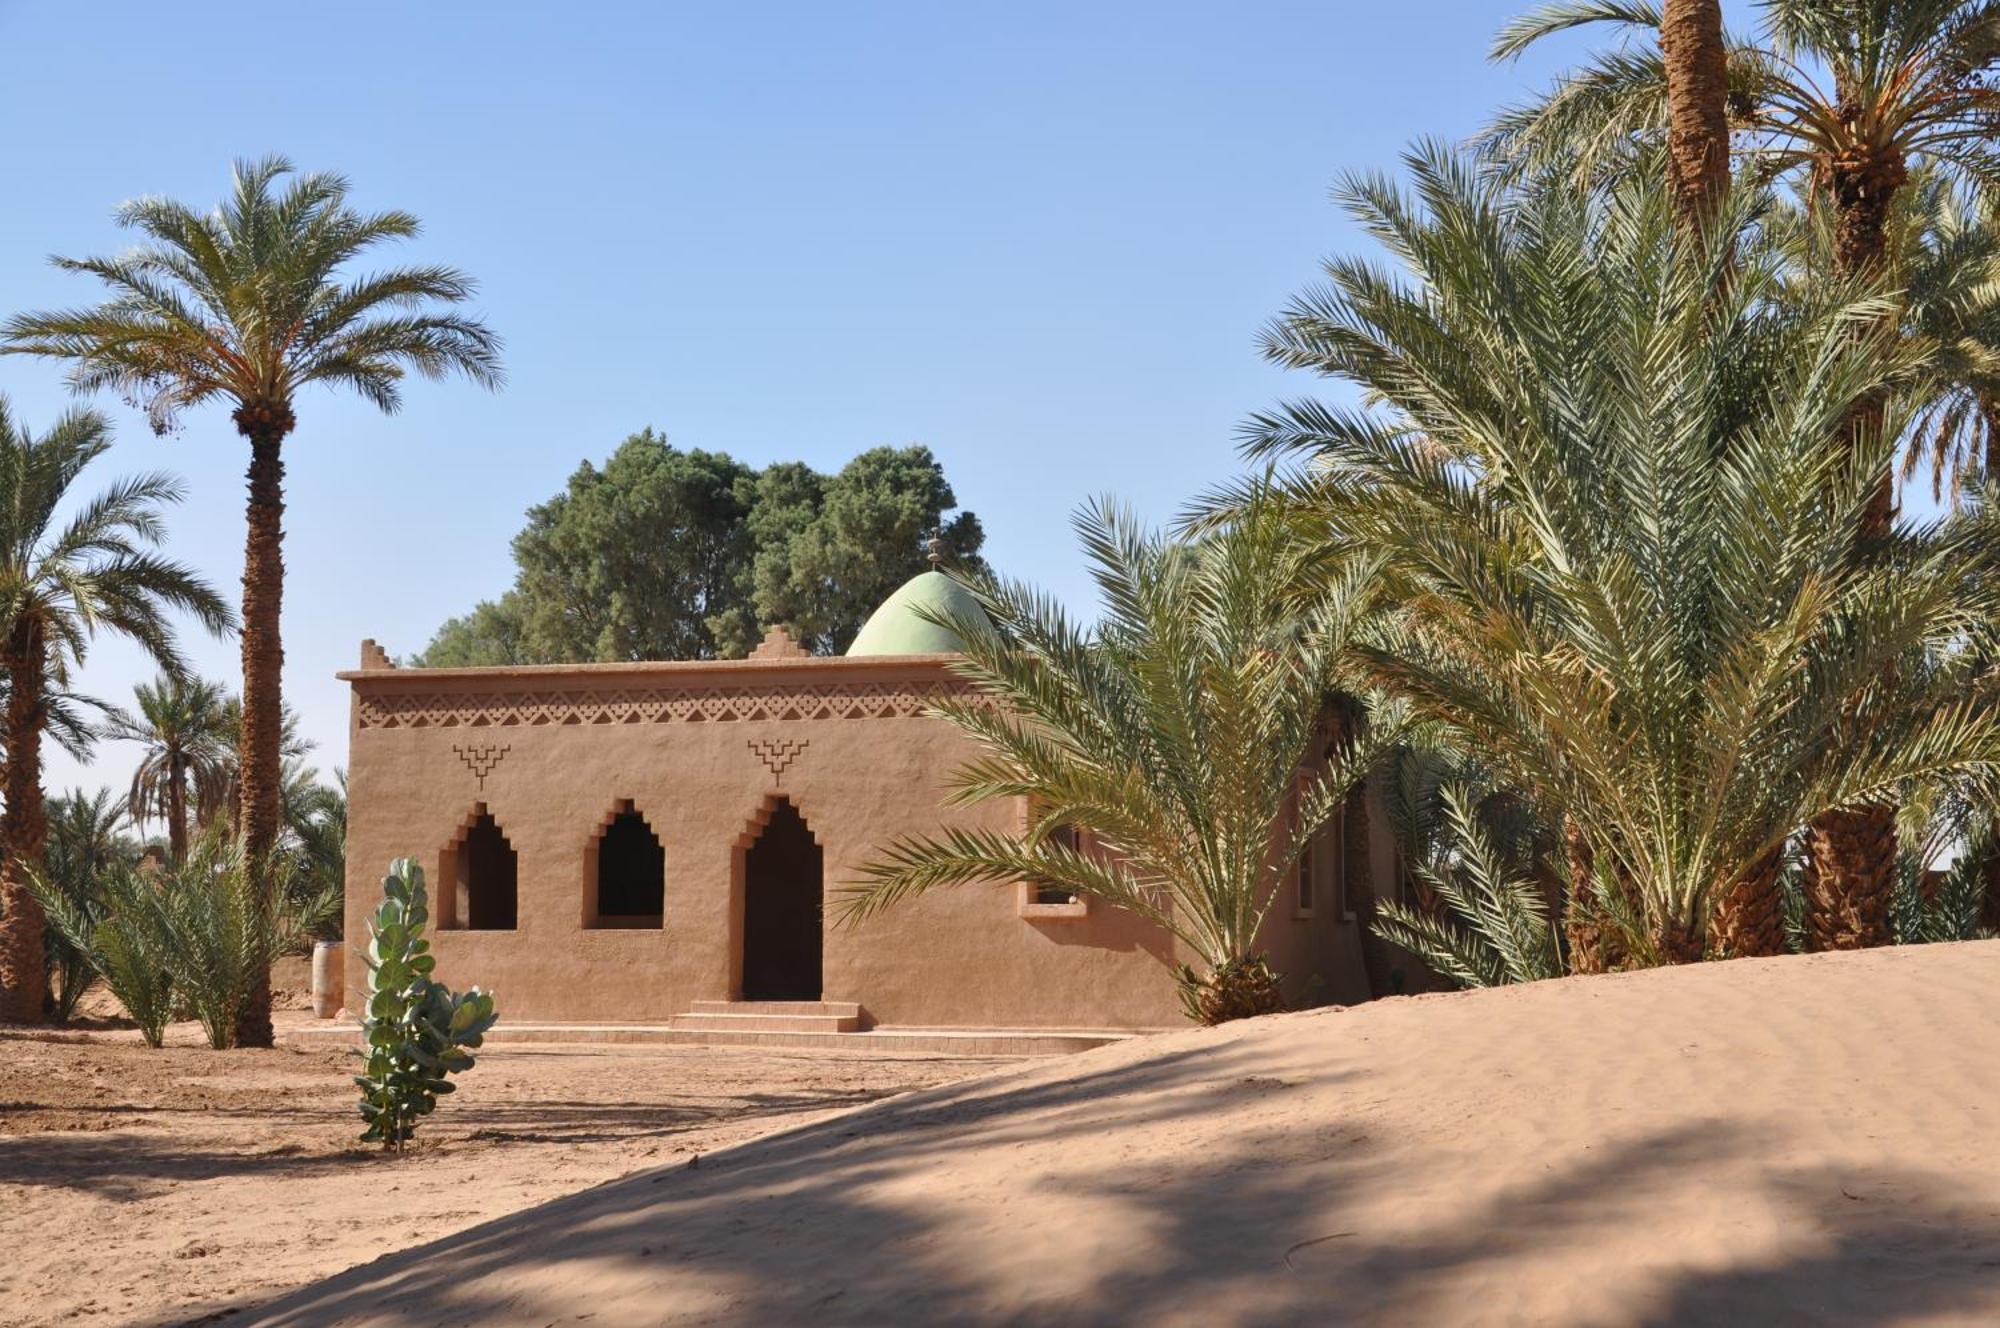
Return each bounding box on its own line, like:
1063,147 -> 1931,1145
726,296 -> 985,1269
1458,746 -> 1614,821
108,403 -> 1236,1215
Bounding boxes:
341,569 -> 1396,1040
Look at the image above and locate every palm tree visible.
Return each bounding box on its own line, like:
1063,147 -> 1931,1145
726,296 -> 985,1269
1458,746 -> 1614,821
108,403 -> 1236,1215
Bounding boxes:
1487,0 -> 2000,949
0,398 -> 231,1022
2,156 -> 501,1044
1243,149 -> 2000,964
206,696 -> 312,839
1493,2 -> 1734,233
40,788 -> 141,1021
1890,179 -> 2000,500
1489,1 -> 2000,266
280,766 -> 346,944
838,494 -> 1400,1024
1658,0 -> 1733,229
103,674 -> 231,864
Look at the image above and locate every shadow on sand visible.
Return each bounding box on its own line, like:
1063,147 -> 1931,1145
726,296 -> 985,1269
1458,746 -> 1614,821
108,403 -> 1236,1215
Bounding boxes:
174,1034 -> 2000,1328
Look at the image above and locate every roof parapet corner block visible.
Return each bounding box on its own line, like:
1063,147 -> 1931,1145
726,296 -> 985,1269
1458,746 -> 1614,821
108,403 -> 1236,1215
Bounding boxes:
360,638 -> 397,670
749,624 -> 810,660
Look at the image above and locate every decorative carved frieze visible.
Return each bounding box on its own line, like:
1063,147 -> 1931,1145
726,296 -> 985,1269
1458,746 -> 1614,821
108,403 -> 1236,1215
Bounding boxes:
356,678 -> 968,731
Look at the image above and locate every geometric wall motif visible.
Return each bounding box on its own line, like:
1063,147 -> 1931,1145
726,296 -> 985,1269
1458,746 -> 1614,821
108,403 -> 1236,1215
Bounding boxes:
355,678 -> 972,730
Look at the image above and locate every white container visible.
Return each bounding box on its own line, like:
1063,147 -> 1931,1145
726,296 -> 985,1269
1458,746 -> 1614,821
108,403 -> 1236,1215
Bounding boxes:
311,940 -> 345,1019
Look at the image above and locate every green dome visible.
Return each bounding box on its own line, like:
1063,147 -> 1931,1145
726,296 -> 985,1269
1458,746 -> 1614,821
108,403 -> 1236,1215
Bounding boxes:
846,570 -> 990,656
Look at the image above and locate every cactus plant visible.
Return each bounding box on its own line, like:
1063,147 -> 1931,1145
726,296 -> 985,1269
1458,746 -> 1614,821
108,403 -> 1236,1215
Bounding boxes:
355,858 -> 497,1150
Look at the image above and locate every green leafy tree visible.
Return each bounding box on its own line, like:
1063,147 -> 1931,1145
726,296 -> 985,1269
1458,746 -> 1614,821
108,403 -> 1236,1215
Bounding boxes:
739,445 -> 986,655
3,155 -> 502,1046
508,433 -> 755,662
417,437 -> 987,664
103,674 -> 232,864
0,399 -> 231,1023
1245,149 -> 2000,966
839,494 -> 1399,1025
413,593 -> 529,669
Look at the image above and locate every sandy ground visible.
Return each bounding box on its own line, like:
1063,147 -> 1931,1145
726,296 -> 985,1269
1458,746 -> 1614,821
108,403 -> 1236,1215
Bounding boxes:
0,1011 -> 1012,1327
228,941 -> 2000,1327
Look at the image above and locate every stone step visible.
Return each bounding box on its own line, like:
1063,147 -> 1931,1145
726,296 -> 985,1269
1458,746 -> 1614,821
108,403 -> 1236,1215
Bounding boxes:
688,999 -> 862,1018
670,1012 -> 863,1034
288,1021 -> 1142,1056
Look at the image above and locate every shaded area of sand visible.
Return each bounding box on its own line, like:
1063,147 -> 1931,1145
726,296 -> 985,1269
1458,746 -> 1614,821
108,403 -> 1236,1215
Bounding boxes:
0,1012 -> 1008,1326
247,942 -> 2000,1326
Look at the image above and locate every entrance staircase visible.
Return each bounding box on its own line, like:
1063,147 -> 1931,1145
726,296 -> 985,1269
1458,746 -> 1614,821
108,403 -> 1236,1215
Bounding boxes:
293,1000 -> 1144,1056
670,999 -> 865,1036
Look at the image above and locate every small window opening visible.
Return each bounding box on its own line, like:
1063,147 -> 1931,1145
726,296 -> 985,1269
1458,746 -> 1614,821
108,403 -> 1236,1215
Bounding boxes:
591,804 -> 665,928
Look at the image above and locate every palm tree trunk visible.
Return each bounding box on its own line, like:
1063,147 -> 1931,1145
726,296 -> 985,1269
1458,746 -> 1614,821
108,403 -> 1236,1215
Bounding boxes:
1562,816 -> 1613,975
1340,786 -> 1396,999
1659,0 -> 1732,234
1983,413 -> 2000,936
1802,146 -> 1910,953
233,403 -> 293,1048
1807,808 -> 1895,949
0,619 -> 50,1022
1707,844 -> 1785,958
168,755 -> 188,865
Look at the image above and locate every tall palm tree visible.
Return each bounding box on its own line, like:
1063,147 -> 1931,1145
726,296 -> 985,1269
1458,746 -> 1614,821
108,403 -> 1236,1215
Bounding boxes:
1489,0 -> 2000,262
1659,0 -> 1734,229
839,495 -> 1401,1024
1890,179 -> 2000,500
207,696 -> 312,839
103,674 -> 231,864
2,156 -> 501,1044
1243,149 -> 2000,964
0,399 -> 231,1022
1494,1 -> 1733,231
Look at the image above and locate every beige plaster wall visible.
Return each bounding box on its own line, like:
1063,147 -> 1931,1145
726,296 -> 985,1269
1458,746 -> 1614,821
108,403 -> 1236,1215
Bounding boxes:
342,649 -> 1379,1029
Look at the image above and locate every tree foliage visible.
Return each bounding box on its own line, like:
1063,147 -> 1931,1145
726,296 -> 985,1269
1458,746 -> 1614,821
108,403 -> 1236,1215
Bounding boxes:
37,788 -> 142,1021
1238,149 -> 2000,963
417,435 -> 985,664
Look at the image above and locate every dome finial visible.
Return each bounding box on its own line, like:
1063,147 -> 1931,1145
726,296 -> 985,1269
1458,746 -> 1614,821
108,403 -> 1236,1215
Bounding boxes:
925,535 -> 946,567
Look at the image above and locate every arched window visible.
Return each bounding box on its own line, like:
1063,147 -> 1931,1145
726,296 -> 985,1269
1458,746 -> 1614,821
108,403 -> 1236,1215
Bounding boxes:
443,808 -> 518,930
1018,799 -> 1089,918
589,801 -> 665,928
1033,823 -> 1084,906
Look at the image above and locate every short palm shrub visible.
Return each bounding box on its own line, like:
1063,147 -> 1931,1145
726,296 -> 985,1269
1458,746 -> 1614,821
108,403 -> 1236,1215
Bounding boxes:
840,494 -> 1401,1025
156,835 -> 302,1050
32,863 -> 176,1047
356,859 -> 497,1150
38,789 -> 141,1021
39,828 -> 327,1048
1373,772 -> 1563,989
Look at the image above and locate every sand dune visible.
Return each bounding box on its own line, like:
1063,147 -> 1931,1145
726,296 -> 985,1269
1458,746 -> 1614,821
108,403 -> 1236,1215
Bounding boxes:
249,941 -> 2000,1326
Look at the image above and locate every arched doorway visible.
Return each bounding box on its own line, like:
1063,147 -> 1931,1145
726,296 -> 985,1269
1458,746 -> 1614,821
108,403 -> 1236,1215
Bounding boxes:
741,798 -> 823,1000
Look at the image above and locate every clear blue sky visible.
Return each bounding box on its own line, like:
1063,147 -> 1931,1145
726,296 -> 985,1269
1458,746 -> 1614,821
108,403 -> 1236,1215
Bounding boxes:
0,0 -> 1592,807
